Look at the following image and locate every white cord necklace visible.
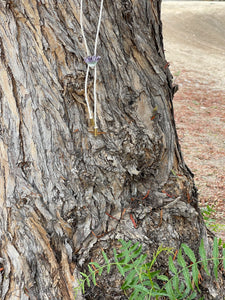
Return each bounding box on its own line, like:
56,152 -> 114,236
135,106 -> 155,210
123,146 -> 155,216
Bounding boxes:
80,0 -> 104,136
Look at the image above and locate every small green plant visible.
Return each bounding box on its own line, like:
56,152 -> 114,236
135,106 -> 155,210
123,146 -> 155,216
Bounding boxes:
75,237 -> 225,299
201,204 -> 216,224
201,204 -> 225,233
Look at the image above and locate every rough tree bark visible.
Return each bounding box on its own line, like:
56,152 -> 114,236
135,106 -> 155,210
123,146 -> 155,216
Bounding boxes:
0,0 -> 224,299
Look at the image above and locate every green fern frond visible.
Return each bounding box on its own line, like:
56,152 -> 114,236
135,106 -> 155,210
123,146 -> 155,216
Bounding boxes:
89,261 -> 101,269
188,291 -> 197,299
168,255 -> 178,275
213,237 -> 219,279
181,243 -> 196,264
192,262 -> 200,292
177,249 -> 193,290
80,271 -> 90,288
113,248 -> 125,276
165,280 -> 176,300
180,243 -> 200,291
102,250 -> 111,273
76,237 -> 225,300
121,269 -> 137,290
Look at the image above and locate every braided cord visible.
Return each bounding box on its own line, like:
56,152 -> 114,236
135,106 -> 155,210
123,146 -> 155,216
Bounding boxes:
80,0 -> 104,131
84,65 -> 93,119
80,0 -> 90,56
93,0 -> 104,129
94,0 -> 104,56
80,0 -> 92,120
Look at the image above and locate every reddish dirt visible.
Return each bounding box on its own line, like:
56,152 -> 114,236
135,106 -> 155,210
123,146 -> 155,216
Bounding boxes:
162,2 -> 225,241
172,69 -> 225,241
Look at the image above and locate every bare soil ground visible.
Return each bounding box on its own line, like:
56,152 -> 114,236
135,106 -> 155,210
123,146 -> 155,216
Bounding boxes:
162,1 -> 225,240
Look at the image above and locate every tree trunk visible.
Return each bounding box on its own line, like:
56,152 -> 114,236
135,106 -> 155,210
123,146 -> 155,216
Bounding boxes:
0,0 -> 224,299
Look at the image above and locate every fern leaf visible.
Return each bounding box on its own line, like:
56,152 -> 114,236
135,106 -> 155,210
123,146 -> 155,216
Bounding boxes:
102,250 -> 109,264
122,269 -> 137,289
117,240 -> 132,263
80,272 -> 90,287
117,249 -> 130,262
179,281 -> 185,294
131,245 -> 143,260
199,239 -> 210,275
119,239 -> 132,250
87,265 -> 97,285
148,270 -> 160,278
150,290 -> 170,297
77,274 -> 86,293
102,250 -> 111,273
189,290 -> 197,299
177,249 -> 192,290
118,240 -> 140,265
182,285 -> 192,299
213,237 -> 219,279
113,248 -> 125,276
168,256 -> 182,296
91,270 -> 96,285
172,274 -> 180,294
192,263 -> 200,292
181,243 -> 196,263
132,284 -> 149,295
133,254 -> 147,268
80,271 -> 87,279
129,289 -> 141,300
81,281 -> 85,293
155,282 -> 162,291
168,255 -> 178,275
122,264 -> 134,273
98,267 -> 103,276
88,264 -> 93,274
89,262 -> 100,269
130,241 -> 141,252
157,274 -> 169,282
165,280 -> 176,300
144,280 -> 161,292
141,279 -> 153,287
118,243 -> 142,262
116,262 -> 125,276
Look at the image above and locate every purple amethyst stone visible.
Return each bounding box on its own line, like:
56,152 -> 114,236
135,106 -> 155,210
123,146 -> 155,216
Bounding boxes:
84,55 -> 101,68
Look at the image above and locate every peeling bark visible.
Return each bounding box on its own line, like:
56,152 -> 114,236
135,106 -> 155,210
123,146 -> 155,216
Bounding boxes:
0,0 -> 224,299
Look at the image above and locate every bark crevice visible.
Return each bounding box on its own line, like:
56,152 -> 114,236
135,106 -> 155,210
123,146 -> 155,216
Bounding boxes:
0,0 -> 224,299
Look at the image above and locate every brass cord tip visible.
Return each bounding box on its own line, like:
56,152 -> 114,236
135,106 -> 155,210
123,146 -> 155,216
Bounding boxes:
94,128 -> 98,136
90,118 -> 95,126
